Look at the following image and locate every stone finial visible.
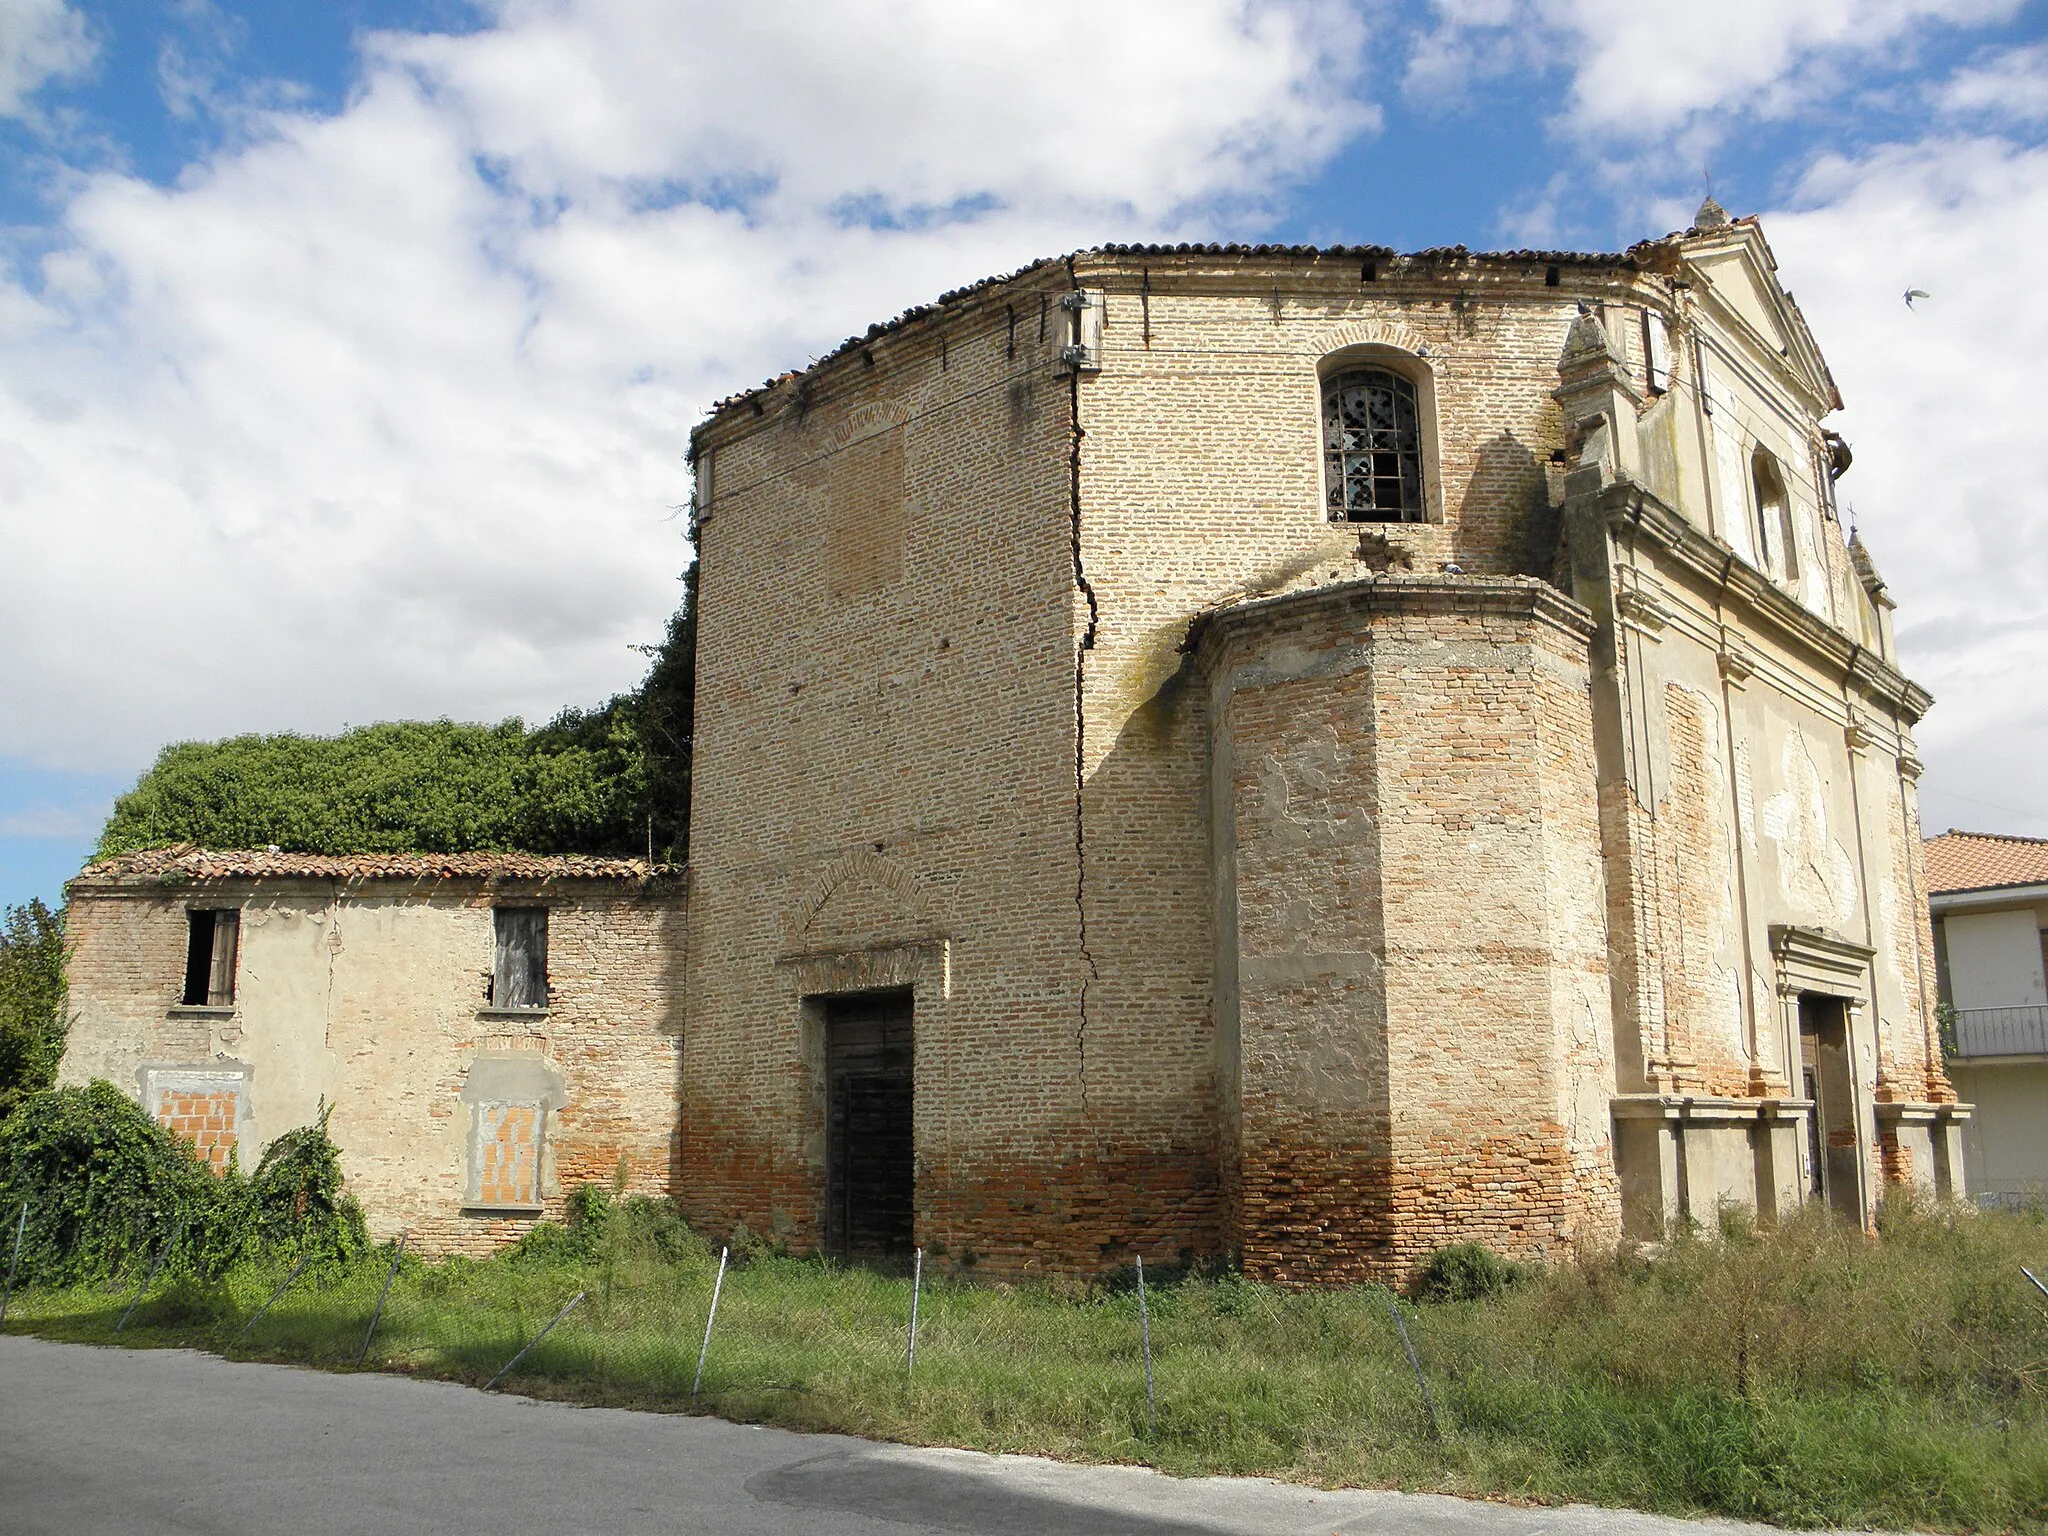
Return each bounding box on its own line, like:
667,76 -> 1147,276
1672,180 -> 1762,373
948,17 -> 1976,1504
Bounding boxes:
1847,532 -> 1887,600
1694,194 -> 1730,229
1560,300 -> 1620,365
1553,301 -> 1642,483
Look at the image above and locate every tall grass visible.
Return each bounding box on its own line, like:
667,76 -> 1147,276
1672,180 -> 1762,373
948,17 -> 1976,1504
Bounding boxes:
11,1195 -> 2048,1532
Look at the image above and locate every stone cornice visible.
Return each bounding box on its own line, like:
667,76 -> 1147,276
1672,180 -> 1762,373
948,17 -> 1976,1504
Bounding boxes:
1585,480 -> 1933,723
1184,573 -> 1596,663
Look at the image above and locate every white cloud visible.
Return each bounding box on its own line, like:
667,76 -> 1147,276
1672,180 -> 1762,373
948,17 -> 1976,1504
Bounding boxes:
0,0 -> 94,118
383,0 -> 1370,219
1766,133 -> 2048,837
1410,0 -> 2018,138
0,0 -> 1370,772
1940,41 -> 2048,123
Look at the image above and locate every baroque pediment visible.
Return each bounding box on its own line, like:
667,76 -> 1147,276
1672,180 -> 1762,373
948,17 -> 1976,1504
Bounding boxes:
1678,219 -> 1841,414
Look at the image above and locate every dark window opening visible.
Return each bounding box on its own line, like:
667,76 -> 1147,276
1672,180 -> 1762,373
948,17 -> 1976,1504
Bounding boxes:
491,907 -> 549,1009
1752,448 -> 1796,581
1323,367 -> 1425,523
181,910 -> 239,1007
1544,264 -> 1560,287
823,989 -> 914,1262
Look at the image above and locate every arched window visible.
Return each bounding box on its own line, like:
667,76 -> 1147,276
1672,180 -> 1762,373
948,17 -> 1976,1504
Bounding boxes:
1323,367 -> 1425,522
1751,449 -> 1796,582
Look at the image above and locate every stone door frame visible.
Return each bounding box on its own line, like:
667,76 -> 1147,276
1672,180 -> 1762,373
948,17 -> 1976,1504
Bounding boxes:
1768,923 -> 1878,1226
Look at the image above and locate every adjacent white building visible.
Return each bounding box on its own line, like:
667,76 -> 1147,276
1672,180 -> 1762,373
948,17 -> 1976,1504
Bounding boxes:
1927,831 -> 2048,1201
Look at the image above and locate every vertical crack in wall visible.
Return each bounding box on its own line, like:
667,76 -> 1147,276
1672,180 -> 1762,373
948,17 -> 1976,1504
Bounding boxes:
1066,260 -> 1099,1114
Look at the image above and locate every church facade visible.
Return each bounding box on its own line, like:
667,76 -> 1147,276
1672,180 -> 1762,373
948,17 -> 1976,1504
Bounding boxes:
679,204 -> 1963,1282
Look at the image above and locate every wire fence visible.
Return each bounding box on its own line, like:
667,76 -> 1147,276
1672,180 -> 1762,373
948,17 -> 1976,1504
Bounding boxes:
0,1227 -> 1454,1456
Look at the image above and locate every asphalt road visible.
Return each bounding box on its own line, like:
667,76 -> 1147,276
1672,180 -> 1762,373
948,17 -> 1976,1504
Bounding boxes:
0,1336 -> 1793,1535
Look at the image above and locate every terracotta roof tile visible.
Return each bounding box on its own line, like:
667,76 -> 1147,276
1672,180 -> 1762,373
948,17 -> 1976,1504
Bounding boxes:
72,845 -> 676,887
1923,830 -> 2048,895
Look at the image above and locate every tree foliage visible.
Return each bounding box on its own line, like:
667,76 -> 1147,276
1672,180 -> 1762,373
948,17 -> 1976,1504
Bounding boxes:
0,900 -> 67,1121
0,1082 -> 367,1285
97,557 -> 699,863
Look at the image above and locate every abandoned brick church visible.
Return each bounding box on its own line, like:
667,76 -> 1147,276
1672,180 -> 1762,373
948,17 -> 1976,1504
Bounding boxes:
61,201 -> 1967,1283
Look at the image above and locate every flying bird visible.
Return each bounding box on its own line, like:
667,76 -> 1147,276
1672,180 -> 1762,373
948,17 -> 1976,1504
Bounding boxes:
1904,288 -> 1931,309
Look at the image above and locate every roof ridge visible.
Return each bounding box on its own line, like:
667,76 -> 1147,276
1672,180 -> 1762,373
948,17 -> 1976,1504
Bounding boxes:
73,846 -> 681,885
1929,828 -> 2048,847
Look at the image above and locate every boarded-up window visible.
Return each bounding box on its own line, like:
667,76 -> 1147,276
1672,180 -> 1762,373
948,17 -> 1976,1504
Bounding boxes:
468,1102 -> 544,1209
181,910 -> 239,1006
492,907 -> 548,1009
1641,310 -> 1671,393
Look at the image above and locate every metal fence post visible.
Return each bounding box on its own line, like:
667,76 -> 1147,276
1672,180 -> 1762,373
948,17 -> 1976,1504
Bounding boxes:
117,1220 -> 183,1333
906,1247 -> 923,1376
2024,1265 -> 2048,1305
0,1202 -> 27,1328
483,1289 -> 585,1393
355,1234 -> 407,1366
1387,1293 -> 1441,1439
229,1255 -> 311,1348
1135,1254 -> 1156,1437
692,1246 -> 728,1404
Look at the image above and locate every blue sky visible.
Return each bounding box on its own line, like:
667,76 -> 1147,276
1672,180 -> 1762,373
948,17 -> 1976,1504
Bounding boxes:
3,0 -> 2047,911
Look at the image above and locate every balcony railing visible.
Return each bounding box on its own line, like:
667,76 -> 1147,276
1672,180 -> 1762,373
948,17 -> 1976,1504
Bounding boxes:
1953,1005 -> 2048,1059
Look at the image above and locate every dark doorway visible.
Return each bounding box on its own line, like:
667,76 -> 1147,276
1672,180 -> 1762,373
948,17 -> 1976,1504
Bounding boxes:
1798,994 -> 1860,1220
823,990 -> 914,1262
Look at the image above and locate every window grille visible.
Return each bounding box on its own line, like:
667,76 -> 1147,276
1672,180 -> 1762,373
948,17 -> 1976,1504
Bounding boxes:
1323,368 -> 1425,522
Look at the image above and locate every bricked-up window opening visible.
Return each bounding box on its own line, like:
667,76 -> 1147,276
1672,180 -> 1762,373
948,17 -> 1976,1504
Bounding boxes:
823,990 -> 914,1261
469,1101 -> 544,1210
492,907 -> 548,1009
1799,995 -> 1859,1220
1323,368 -> 1424,522
181,909 -> 239,1006
159,1088 -> 239,1173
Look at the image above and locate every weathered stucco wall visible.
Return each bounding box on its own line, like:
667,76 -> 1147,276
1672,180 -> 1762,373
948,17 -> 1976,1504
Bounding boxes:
61,872 -> 685,1255
1550,216 -> 1960,1231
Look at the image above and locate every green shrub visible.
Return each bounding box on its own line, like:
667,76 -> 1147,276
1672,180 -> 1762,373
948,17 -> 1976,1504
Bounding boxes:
97,722 -> 648,861
500,1187 -> 703,1269
241,1108 -> 370,1271
0,1081 -> 366,1284
1416,1242 -> 1531,1302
